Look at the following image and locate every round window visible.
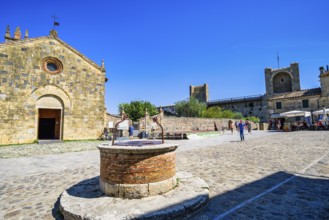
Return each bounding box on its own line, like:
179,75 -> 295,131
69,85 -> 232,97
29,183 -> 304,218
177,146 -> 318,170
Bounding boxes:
42,57 -> 63,74
47,63 -> 58,72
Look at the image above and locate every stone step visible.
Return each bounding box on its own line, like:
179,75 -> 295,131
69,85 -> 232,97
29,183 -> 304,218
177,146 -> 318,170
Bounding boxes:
38,140 -> 63,145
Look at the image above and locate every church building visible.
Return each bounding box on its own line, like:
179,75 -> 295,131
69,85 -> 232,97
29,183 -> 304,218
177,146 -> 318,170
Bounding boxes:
0,26 -> 107,145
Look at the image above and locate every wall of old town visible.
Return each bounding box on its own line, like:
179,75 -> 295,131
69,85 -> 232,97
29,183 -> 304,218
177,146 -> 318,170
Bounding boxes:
211,98 -> 267,122
139,115 -> 259,134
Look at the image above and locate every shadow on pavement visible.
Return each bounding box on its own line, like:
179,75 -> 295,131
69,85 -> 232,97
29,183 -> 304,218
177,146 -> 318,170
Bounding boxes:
52,176 -> 101,220
190,171 -> 329,219
65,176 -> 102,199
52,195 -> 64,220
53,172 -> 329,219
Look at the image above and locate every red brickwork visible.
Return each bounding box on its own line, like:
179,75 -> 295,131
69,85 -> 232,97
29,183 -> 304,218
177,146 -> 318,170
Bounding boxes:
100,151 -> 176,184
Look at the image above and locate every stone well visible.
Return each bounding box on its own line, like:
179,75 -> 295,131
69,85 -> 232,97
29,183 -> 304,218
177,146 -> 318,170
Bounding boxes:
98,140 -> 179,199
60,140 -> 209,219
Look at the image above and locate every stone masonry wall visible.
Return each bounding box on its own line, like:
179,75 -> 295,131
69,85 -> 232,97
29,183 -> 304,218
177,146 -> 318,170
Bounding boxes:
140,115 -> 257,133
265,62 -> 300,97
104,113 -> 132,137
273,72 -> 292,93
215,99 -> 265,121
100,150 -> 176,184
0,35 -> 105,145
190,84 -> 209,103
320,74 -> 329,97
265,96 -> 323,121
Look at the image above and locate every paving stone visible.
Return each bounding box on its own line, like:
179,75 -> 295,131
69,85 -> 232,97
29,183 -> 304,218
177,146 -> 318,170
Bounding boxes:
0,131 -> 328,219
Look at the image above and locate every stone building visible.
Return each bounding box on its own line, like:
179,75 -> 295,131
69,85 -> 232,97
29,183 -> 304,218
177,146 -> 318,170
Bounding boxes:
105,112 -> 132,137
205,62 -> 329,122
190,84 -> 209,103
0,26 -> 106,145
160,63 -> 328,123
265,63 -> 301,96
207,94 -> 266,121
265,64 -> 329,121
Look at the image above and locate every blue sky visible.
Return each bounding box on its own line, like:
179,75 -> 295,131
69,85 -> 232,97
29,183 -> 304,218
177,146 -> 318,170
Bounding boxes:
1,0 -> 328,113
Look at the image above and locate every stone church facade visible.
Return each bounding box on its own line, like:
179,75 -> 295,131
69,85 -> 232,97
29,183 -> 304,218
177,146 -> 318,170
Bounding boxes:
0,26 -> 106,145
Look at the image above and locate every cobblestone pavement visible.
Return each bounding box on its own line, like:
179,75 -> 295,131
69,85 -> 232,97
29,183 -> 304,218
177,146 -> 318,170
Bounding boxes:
0,141 -> 104,159
0,131 -> 329,219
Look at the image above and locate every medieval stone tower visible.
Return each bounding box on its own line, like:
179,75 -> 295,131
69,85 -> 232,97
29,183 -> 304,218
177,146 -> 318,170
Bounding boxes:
320,66 -> 329,97
265,62 -> 301,96
190,84 -> 209,103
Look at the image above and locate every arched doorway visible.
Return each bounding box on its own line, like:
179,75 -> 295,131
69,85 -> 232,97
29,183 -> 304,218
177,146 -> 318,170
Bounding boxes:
36,95 -> 63,140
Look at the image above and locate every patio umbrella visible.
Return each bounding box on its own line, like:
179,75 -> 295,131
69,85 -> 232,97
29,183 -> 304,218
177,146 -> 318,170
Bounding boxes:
323,108 -> 328,125
280,110 -> 311,117
312,108 -> 329,115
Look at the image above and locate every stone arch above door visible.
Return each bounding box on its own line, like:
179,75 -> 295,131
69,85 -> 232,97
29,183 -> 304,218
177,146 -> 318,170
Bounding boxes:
26,85 -> 72,108
36,95 -> 63,109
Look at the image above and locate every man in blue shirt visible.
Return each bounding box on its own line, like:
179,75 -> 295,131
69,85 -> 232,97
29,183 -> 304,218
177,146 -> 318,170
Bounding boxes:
128,125 -> 134,140
238,120 -> 245,141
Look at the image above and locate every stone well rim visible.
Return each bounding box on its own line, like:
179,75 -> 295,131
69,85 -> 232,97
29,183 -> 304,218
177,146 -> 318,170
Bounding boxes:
97,142 -> 178,154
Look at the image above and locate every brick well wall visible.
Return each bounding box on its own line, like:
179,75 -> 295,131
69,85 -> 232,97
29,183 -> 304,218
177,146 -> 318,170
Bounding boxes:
100,151 -> 176,184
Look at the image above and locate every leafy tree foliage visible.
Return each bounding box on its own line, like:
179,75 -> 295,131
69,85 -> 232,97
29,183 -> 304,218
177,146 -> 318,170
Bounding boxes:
232,112 -> 243,119
245,116 -> 260,123
201,106 -> 223,118
201,106 -> 255,120
175,97 -> 207,117
118,101 -> 158,122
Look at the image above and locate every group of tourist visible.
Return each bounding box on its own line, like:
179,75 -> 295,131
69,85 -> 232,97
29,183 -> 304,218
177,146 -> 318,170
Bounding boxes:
268,119 -> 284,130
269,117 -> 328,131
228,119 -> 252,141
313,120 -> 328,130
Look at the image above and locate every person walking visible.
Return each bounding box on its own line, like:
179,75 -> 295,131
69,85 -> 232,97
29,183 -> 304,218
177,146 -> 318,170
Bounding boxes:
128,124 -> 134,140
238,120 -> 246,141
277,120 -> 281,130
102,128 -> 109,140
246,119 -> 252,135
228,120 -> 234,134
235,121 -> 239,131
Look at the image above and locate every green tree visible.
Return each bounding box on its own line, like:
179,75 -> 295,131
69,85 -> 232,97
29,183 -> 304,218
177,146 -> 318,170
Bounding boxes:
233,112 -> 243,119
245,116 -> 260,123
195,105 -> 260,122
221,109 -> 235,119
175,97 -> 207,117
201,106 -> 223,118
201,106 -> 249,120
118,101 -> 158,122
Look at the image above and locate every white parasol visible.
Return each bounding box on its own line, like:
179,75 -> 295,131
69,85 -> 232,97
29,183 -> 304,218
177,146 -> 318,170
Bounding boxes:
312,108 -> 329,115
280,110 -> 311,118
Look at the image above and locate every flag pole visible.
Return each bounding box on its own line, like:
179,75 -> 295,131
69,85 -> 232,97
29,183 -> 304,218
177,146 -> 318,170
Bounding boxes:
51,14 -> 60,29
